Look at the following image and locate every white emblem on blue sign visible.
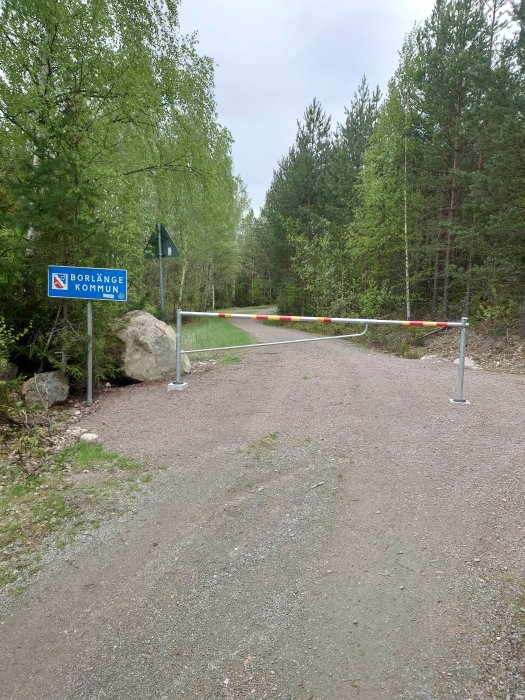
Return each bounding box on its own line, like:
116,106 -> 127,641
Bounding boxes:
52,273 -> 68,291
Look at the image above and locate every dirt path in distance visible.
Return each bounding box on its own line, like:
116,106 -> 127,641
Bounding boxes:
1,318 -> 524,699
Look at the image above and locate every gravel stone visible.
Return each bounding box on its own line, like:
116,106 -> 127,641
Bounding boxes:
1,317 -> 524,699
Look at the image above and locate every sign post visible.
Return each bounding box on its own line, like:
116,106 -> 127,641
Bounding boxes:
157,224 -> 164,310
87,299 -> 93,405
145,225 -> 179,312
48,265 -> 127,405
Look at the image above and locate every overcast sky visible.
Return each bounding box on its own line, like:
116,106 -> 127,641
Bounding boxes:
178,0 -> 436,212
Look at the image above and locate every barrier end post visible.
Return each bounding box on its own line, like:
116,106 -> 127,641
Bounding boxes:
450,316 -> 470,405
168,308 -> 188,392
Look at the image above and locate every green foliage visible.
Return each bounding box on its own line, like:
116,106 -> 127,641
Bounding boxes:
0,318 -> 28,413
247,0 -> 524,336
357,281 -> 391,319
0,317 -> 24,375
0,0 -> 245,389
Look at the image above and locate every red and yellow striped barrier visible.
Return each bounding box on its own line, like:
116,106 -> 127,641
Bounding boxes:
217,313 -> 330,322
213,312 -> 462,328
171,310 -> 470,403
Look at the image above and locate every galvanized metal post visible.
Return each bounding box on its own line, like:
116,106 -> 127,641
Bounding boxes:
176,307 -> 182,384
86,300 -> 93,406
450,316 -> 469,405
157,223 -> 164,311
167,308 -> 187,391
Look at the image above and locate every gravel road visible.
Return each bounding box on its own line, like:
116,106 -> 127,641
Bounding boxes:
1,318 -> 524,699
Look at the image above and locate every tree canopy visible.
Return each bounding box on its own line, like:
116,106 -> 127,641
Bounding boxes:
0,0 -> 246,381
246,0 -> 525,336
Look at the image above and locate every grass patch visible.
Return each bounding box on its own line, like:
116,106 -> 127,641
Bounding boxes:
359,325 -> 427,358
57,442 -> 140,473
181,316 -> 253,363
244,432 -> 279,460
0,432 -> 155,592
249,432 -> 278,450
220,355 -> 241,365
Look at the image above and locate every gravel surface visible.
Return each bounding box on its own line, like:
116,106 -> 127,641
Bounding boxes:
1,318 -> 524,699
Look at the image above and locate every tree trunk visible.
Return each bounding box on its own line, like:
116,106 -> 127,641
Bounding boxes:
443,124 -> 461,319
202,263 -> 213,311
403,111 -> 411,320
38,306 -> 62,373
61,205 -> 69,369
177,235 -> 188,309
28,56 -> 50,241
520,294 -> 525,339
465,250 -> 473,316
432,189 -> 447,318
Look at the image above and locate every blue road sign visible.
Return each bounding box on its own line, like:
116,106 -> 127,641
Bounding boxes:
48,265 -> 127,301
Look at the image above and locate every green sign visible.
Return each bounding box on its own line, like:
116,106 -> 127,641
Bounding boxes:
145,225 -> 180,258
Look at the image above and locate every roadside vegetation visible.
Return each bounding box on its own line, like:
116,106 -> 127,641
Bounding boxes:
0,410 -> 154,593
0,0 -> 248,391
263,318 -> 428,360
180,315 -> 254,364
0,306 -> 259,594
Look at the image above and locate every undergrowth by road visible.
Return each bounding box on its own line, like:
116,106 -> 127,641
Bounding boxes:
0,408 -> 155,593
0,313 -> 257,595
264,318 -> 525,371
178,314 -> 254,364
263,318 -> 428,359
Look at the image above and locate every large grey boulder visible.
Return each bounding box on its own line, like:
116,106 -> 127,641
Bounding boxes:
117,310 -> 190,382
22,370 -> 69,408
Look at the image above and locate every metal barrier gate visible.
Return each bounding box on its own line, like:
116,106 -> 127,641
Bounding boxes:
168,310 -> 470,405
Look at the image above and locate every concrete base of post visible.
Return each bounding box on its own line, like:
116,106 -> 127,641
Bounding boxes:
449,398 -> 470,405
167,381 -> 188,392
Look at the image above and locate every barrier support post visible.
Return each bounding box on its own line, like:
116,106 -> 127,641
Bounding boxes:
167,308 -> 188,391
450,316 -> 470,405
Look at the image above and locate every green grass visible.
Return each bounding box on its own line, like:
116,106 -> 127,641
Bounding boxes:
0,439 -> 154,591
220,354 -> 241,365
181,316 -> 253,362
57,442 -> 140,473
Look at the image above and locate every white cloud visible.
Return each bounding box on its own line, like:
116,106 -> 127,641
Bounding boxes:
178,0 -> 436,211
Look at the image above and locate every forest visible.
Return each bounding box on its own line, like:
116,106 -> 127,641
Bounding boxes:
1,0 -> 524,389
237,0 -> 525,337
